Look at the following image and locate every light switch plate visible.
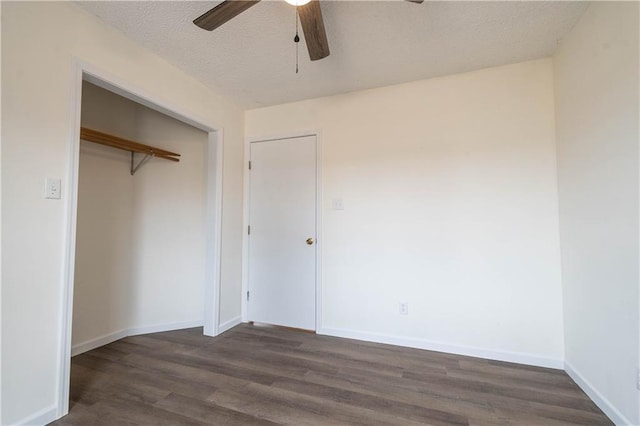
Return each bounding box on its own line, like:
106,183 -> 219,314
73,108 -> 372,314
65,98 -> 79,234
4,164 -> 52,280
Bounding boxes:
331,198 -> 344,210
45,178 -> 61,199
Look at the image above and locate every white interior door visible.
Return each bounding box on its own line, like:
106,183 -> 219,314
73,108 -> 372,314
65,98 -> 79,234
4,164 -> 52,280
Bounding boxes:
248,135 -> 317,330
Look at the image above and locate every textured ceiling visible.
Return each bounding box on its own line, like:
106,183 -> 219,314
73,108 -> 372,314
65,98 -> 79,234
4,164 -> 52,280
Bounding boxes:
77,1 -> 588,108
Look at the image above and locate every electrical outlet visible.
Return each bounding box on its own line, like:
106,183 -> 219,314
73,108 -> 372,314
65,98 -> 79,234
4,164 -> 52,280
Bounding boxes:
399,302 -> 408,315
331,198 -> 344,210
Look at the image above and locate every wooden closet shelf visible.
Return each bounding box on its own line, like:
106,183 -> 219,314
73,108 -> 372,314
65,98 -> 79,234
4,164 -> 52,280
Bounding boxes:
80,127 -> 181,175
80,127 -> 181,162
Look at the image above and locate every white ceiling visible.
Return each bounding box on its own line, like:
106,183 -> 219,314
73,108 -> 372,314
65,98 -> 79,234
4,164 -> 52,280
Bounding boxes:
77,1 -> 589,108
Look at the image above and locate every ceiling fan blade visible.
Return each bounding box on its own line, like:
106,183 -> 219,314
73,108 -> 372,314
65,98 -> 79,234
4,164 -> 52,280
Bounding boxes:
405,0 -> 424,3
194,0 -> 261,31
297,0 -> 330,61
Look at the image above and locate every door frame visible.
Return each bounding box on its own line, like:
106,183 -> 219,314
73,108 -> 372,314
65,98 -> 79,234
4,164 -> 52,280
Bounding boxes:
58,58 -> 224,418
242,131 -> 323,331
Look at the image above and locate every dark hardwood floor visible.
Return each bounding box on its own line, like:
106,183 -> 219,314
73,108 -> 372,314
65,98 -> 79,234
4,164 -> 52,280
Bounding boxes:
52,324 -> 611,425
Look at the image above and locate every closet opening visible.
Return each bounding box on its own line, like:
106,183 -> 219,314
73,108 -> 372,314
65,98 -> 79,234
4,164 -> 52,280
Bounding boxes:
58,63 -> 223,418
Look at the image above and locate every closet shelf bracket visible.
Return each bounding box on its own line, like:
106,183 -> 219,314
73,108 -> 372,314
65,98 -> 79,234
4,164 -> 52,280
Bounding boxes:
80,127 -> 181,176
131,152 -> 153,176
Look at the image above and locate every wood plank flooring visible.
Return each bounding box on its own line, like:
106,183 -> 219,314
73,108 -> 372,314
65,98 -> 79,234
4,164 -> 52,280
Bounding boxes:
52,324 -> 611,425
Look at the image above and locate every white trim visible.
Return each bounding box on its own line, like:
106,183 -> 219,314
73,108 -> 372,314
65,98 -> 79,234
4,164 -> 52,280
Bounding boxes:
317,327 -> 564,370
71,320 -> 204,357
242,130 -> 323,331
57,57 -> 84,420
127,320 -> 204,337
247,130 -> 320,144
218,316 -> 243,334
565,361 -> 631,426
241,135 -> 250,323
15,404 -> 58,426
71,329 -> 128,357
314,131 -> 323,332
82,69 -> 219,133
57,57 -> 224,422
203,129 -> 224,337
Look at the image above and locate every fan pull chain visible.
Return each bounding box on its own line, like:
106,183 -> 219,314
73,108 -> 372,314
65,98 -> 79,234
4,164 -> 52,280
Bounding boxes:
294,7 -> 300,73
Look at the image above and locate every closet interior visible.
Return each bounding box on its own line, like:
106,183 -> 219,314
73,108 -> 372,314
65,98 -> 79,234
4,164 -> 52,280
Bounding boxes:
71,82 -> 209,356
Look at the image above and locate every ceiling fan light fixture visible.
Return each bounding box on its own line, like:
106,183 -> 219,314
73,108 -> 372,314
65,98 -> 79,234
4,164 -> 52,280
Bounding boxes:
285,0 -> 311,6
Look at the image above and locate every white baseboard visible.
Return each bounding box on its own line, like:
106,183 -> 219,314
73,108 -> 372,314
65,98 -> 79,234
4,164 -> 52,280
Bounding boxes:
127,319 -> 203,337
71,320 -> 204,357
564,361 -> 631,426
317,327 -> 564,369
71,329 -> 128,357
218,316 -> 242,334
15,403 -> 57,426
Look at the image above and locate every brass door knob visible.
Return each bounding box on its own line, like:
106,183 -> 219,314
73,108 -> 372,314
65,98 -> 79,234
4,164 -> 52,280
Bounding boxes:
306,238 -> 314,245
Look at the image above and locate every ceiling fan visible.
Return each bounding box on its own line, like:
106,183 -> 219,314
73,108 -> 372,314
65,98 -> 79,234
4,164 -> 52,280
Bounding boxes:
193,0 -> 424,62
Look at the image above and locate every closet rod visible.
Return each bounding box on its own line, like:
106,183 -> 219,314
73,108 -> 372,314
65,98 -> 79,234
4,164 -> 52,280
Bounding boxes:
80,127 -> 180,175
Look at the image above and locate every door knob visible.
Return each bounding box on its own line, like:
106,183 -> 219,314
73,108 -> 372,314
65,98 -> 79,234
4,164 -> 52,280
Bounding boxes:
306,238 -> 314,245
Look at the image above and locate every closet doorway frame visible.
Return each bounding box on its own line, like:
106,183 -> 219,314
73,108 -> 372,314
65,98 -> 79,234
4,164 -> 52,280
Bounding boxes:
57,58 -> 224,418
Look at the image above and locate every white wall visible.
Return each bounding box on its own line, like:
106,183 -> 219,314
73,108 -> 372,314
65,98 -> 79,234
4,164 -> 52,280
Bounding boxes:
246,59 -> 565,367
73,142 -> 134,347
1,2 -> 244,424
553,3 -> 639,424
127,94 -> 208,330
73,82 -> 208,349
74,84 -> 135,346
0,10 -> 4,423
